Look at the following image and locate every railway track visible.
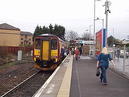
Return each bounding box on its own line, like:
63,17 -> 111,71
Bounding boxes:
1,71 -> 52,97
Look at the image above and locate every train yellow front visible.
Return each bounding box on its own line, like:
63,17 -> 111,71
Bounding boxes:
33,34 -> 65,71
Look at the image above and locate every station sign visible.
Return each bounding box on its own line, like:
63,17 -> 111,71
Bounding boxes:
96,28 -> 107,55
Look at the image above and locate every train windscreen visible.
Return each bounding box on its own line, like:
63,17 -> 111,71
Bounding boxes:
35,39 -> 41,49
51,39 -> 57,50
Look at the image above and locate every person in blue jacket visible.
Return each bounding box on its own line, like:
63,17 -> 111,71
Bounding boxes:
97,47 -> 115,85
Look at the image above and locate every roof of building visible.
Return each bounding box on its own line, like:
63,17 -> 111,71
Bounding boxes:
20,31 -> 33,36
122,39 -> 129,44
0,23 -> 20,30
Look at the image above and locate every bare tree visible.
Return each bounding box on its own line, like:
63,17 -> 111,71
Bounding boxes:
82,32 -> 92,40
65,31 -> 79,40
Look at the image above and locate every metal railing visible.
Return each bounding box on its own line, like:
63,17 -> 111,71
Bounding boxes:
109,47 -> 129,78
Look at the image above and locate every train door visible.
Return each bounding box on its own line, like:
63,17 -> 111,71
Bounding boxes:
42,41 -> 50,60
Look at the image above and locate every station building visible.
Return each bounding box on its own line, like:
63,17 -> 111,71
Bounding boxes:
0,23 -> 33,47
75,40 -> 95,55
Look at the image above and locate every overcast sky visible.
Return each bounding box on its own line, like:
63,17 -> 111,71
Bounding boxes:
0,0 -> 129,39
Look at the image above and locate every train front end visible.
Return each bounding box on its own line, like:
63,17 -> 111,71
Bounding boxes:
33,34 -> 61,71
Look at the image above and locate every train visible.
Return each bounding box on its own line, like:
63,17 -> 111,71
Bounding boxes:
33,34 -> 66,71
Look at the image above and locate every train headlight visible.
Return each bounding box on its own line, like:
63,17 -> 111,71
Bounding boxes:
34,58 -> 36,61
34,56 -> 40,61
55,58 -> 58,62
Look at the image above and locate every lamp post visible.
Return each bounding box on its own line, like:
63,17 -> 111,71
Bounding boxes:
104,0 -> 111,46
89,25 -> 93,34
95,17 -> 104,31
94,0 -> 101,55
94,0 -> 101,40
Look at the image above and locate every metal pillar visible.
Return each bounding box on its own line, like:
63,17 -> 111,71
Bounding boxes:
93,0 -> 101,55
123,45 -> 126,72
93,0 -> 96,56
104,0 -> 111,46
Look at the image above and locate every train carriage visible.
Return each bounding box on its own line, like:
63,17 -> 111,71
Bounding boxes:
33,34 -> 65,71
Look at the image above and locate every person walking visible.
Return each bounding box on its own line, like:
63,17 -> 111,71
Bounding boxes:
97,47 -> 114,85
79,47 -> 82,56
74,47 -> 80,61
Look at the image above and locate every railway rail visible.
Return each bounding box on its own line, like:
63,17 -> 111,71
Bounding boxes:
1,71 -> 52,97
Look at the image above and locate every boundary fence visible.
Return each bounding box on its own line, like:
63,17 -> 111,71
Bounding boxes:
0,46 -> 33,56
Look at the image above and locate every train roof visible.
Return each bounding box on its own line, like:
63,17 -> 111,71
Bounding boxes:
37,34 -> 64,42
38,34 -> 57,37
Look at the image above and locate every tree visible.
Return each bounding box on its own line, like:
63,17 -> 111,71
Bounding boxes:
107,36 -> 114,47
66,31 -> 79,40
33,25 -> 41,40
52,24 -> 65,40
82,32 -> 92,40
57,25 -> 65,40
33,24 -> 65,40
49,24 -> 53,34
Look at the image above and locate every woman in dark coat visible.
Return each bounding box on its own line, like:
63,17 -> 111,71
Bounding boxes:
97,47 -> 115,85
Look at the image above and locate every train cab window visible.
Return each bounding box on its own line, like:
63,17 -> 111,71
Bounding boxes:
51,39 -> 57,50
35,39 -> 41,49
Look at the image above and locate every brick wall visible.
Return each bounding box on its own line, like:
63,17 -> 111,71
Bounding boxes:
0,29 -> 21,46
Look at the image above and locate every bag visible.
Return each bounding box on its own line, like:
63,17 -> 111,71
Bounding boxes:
64,52 -> 67,56
96,68 -> 100,77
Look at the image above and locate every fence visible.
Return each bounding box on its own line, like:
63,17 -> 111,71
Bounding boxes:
0,46 -> 33,56
109,46 -> 129,77
0,46 -> 33,65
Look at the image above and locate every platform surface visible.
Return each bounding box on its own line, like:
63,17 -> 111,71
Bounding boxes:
33,55 -> 129,97
70,56 -> 129,97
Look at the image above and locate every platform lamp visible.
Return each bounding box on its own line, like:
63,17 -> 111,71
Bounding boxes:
103,0 -> 111,46
95,17 -> 104,32
94,0 -> 101,55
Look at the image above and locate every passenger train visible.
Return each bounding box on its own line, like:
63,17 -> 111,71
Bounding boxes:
33,34 -> 66,71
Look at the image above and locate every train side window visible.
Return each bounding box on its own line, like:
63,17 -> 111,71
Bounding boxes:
35,39 -> 41,49
51,39 -> 57,50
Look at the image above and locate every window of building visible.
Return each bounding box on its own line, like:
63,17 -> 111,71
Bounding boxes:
21,38 -> 23,40
25,35 -> 27,38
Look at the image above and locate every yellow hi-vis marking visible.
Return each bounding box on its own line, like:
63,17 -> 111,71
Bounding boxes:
42,41 -> 49,60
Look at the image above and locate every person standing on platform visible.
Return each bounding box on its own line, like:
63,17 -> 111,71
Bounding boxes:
61,47 -> 65,60
97,47 -> 114,85
116,48 -> 120,59
74,47 -> 80,61
71,48 -> 75,55
79,46 -> 82,56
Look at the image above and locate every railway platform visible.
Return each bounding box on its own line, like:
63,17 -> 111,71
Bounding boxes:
33,55 -> 129,97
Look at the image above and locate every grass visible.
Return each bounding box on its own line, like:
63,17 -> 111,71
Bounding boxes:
0,62 -> 17,70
